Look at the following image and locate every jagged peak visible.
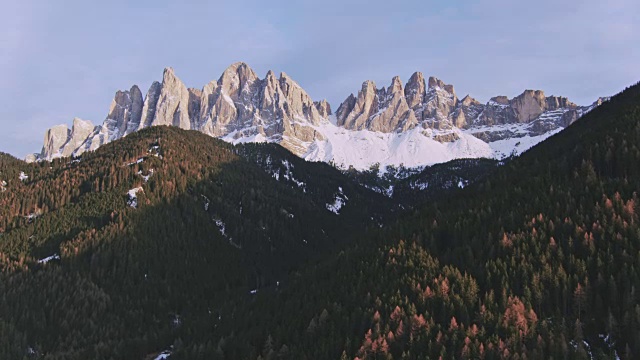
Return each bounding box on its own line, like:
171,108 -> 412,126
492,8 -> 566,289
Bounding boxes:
72,117 -> 93,128
389,76 -> 403,93
427,76 -> 455,94
314,99 -> 332,117
162,67 -> 175,78
489,95 -> 510,105
427,76 -> 444,89
218,62 -> 258,91
49,124 -> 69,132
361,80 -> 377,92
202,79 -> 217,92
460,95 -> 481,106
513,89 -> 546,100
279,71 -> 303,89
161,67 -> 187,88
130,84 -> 142,95
228,61 -> 250,70
408,71 -> 424,82
225,61 -> 256,75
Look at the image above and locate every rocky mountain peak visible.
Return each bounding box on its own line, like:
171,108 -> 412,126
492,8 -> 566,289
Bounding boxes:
42,124 -> 70,158
218,62 -> 258,97
460,95 -> 480,107
163,66 -> 175,78
405,72 -> 426,109
104,85 -> 144,140
314,100 -> 332,118
546,95 -> 577,110
427,76 -> 455,94
265,69 -> 277,81
336,76 -> 417,133
489,96 -> 510,105
154,67 -> 191,129
510,90 -> 549,123
335,94 -> 357,125
140,81 -> 162,129
335,80 -> 379,130
419,76 -> 458,128
389,76 -> 404,94
64,118 -> 96,157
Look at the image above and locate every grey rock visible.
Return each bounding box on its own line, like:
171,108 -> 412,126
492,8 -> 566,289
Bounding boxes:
314,100 -> 332,118
140,81 -> 162,129
104,85 -> 143,140
42,124 -> 70,159
452,95 -> 483,128
62,118 -> 95,157
404,72 -> 426,109
336,77 -> 417,132
152,67 -> 191,129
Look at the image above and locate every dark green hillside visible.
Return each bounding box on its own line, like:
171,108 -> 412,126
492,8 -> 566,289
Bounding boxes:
392,158 -> 499,206
170,82 -> 640,359
0,126 -> 391,359
343,158 -> 499,208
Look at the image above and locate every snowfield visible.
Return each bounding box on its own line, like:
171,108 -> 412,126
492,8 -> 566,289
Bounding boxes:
303,123 -> 493,171
484,128 -> 563,159
215,119 -> 561,171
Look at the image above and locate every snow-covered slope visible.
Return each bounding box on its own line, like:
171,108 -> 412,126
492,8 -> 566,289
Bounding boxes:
303,122 -> 492,170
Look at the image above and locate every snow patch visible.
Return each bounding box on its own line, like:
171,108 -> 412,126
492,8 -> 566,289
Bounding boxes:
214,218 -> 241,249
19,172 -> 28,181
127,187 -> 144,208
214,218 -> 227,237
221,130 -> 268,145
38,254 -> 60,264
138,169 -> 154,182
153,351 -> 171,360
148,145 -> 163,158
326,187 -> 349,214
25,211 -> 41,222
202,195 -> 210,211
410,181 -> 429,190
127,157 -> 145,166
280,160 -> 306,191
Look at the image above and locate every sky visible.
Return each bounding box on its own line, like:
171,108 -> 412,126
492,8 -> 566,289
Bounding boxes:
1,0 -> 639,158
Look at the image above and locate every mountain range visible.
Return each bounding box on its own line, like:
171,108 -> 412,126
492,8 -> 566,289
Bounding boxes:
29,62 -> 606,170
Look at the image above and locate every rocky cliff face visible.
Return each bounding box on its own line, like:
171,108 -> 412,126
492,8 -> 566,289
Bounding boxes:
31,62 -> 605,169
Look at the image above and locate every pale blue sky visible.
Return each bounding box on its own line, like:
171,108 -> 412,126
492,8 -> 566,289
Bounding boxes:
1,0 -> 639,157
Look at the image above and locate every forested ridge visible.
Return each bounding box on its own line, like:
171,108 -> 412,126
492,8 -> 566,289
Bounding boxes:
0,80 -> 639,359
0,127 -> 391,359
